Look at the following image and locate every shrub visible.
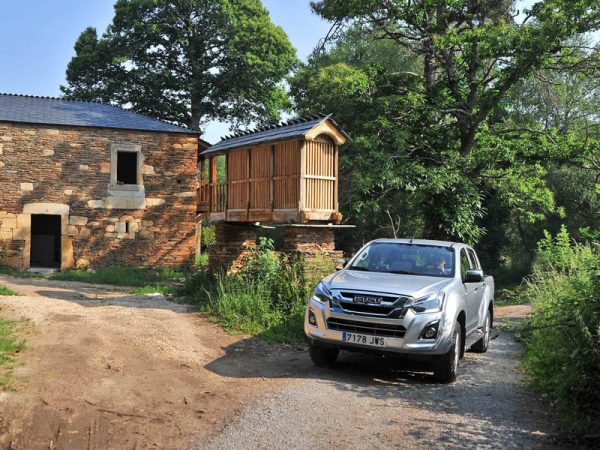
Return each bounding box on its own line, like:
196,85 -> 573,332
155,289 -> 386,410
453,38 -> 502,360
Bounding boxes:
522,226 -> 599,438
179,238 -> 314,344
201,225 -> 216,248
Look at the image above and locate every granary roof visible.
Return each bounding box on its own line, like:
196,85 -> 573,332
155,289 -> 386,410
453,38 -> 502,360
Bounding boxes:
0,93 -> 200,135
201,114 -> 350,156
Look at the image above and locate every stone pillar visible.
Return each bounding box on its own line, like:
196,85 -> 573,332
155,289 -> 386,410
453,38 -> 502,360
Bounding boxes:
209,224 -> 257,271
282,226 -> 344,285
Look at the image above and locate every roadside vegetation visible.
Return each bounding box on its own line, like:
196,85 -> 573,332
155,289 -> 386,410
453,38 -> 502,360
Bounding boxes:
180,238 -> 311,344
0,284 -> 19,296
521,228 -> 599,439
0,315 -> 26,389
0,267 -> 44,279
49,266 -> 184,288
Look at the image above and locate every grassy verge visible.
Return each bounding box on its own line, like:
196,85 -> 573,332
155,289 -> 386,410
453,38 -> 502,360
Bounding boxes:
179,238 -> 318,345
0,316 -> 26,389
0,266 -> 45,279
50,266 -> 184,287
494,284 -> 529,307
130,285 -> 177,296
521,228 -> 599,440
0,284 -> 19,296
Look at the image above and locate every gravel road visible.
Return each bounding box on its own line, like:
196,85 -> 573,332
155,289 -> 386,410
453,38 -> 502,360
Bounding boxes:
197,331 -> 560,450
0,276 -> 563,449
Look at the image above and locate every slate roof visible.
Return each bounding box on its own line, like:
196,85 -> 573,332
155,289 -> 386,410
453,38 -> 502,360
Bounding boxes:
0,93 -> 200,135
201,114 -> 349,155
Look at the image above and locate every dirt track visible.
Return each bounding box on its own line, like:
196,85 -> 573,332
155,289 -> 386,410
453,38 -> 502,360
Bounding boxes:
0,276 -> 561,449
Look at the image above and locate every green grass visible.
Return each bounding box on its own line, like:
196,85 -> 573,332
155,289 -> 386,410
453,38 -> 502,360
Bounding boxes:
50,266 -> 184,287
0,316 -> 26,389
0,266 -> 45,279
180,240 -> 321,345
495,285 -> 529,306
195,252 -> 209,267
0,285 -> 19,296
130,285 -> 177,296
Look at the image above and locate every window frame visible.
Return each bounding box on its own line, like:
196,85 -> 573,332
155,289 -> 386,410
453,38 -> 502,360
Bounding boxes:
109,143 -> 144,192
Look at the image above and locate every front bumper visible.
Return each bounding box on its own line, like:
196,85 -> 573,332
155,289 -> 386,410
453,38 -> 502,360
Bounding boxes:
304,297 -> 454,356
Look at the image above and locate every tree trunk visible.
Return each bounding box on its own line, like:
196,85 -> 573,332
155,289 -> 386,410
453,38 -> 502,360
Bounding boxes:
421,194 -> 453,241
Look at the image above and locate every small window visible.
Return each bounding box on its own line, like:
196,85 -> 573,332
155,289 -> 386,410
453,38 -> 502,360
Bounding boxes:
116,151 -> 138,185
467,248 -> 480,270
460,249 -> 472,281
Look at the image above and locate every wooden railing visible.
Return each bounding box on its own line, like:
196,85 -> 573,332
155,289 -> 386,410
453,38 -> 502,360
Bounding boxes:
197,181 -> 210,212
197,181 -> 226,213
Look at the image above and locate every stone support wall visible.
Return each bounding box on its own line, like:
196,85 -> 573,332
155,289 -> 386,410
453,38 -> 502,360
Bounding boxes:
208,224 -> 257,271
282,226 -> 344,284
0,122 -> 198,269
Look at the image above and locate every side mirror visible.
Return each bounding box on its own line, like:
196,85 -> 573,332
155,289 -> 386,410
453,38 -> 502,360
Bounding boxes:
335,259 -> 347,271
464,269 -> 484,283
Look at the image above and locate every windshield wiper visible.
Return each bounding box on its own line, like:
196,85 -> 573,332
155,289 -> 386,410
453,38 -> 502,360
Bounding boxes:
388,270 -> 420,275
348,266 -> 371,272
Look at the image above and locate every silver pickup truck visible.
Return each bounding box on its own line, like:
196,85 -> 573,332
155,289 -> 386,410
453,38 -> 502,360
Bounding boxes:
304,239 -> 494,382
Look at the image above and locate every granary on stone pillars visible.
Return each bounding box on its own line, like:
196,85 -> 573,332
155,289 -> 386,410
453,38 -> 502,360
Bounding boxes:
196,114 -> 351,270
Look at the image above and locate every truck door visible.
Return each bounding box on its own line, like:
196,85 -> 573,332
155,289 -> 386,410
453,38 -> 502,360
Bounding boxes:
460,249 -> 480,334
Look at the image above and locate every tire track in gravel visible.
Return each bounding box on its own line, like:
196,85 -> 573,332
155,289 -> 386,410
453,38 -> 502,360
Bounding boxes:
197,331 -> 561,450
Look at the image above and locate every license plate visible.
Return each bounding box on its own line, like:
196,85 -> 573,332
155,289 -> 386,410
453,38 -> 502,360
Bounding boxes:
343,332 -> 387,347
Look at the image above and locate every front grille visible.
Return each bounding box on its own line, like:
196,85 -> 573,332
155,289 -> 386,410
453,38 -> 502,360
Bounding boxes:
334,292 -> 410,318
327,317 -> 406,338
339,303 -> 396,315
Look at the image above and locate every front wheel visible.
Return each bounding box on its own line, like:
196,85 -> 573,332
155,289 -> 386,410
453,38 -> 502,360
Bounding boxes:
308,343 -> 339,367
433,324 -> 461,383
471,312 -> 491,353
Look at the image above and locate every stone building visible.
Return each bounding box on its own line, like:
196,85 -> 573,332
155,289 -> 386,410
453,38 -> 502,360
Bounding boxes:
0,94 -> 200,270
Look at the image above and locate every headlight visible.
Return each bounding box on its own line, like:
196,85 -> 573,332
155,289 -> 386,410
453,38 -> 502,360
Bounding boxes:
311,282 -> 332,303
409,292 -> 445,313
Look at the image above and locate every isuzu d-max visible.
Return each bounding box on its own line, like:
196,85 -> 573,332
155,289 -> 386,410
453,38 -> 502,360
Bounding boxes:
304,239 -> 494,382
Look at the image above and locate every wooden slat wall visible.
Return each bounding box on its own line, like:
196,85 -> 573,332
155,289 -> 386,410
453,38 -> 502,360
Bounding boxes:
227,149 -> 249,210
273,141 -> 300,210
304,140 -> 336,211
249,146 -> 272,210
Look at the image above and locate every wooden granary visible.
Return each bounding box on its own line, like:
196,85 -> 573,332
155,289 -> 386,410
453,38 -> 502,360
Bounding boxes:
197,115 -> 349,224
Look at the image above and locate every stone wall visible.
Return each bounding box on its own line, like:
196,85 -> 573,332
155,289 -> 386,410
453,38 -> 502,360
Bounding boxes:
282,226 -> 343,285
0,122 -> 198,269
208,224 -> 257,271
208,224 -> 343,284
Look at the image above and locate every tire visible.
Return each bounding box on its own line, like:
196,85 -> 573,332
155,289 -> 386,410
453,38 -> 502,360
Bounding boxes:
433,323 -> 461,383
308,343 -> 339,367
471,312 -> 491,353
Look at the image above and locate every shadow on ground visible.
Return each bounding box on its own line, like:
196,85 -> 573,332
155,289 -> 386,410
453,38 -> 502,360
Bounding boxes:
0,275 -> 192,312
204,331 -> 561,449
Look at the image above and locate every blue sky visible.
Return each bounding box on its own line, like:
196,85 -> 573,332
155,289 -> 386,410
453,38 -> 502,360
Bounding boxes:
0,1 -> 596,142
0,0 -> 331,143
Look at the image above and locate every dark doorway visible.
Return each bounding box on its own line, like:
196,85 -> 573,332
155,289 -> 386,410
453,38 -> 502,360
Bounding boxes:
30,215 -> 61,268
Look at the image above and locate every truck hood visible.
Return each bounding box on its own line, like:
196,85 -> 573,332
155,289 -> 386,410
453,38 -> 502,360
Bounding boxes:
325,269 -> 454,299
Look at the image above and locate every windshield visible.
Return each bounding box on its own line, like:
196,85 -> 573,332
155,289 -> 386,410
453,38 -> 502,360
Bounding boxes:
349,242 -> 455,278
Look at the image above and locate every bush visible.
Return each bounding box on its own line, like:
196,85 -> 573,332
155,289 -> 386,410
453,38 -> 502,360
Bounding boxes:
179,238 -> 312,344
522,226 -> 599,438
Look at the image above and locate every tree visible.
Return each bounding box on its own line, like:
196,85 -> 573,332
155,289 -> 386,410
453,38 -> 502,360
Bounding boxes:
295,0 -> 599,242
61,0 -> 297,131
